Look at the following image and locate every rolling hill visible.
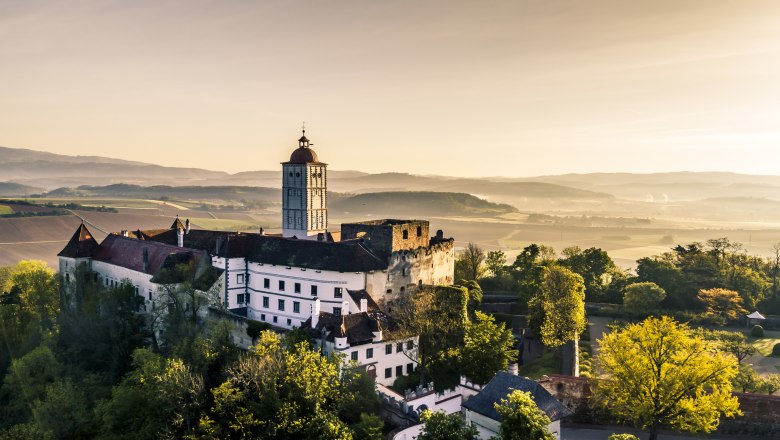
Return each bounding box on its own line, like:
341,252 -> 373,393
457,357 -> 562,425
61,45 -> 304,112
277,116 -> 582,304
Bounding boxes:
330,192 -> 518,217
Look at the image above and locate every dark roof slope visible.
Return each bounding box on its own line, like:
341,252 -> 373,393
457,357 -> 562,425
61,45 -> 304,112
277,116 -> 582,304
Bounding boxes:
92,234 -> 208,276
308,310 -> 398,345
462,372 -> 572,422
347,289 -> 380,312
58,223 -> 100,258
217,234 -> 387,272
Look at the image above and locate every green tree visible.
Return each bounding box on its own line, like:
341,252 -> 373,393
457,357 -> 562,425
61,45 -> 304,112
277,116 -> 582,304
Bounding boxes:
594,317 -> 741,440
196,331 -> 362,439
0,261 -> 60,378
608,435 -> 640,440
692,329 -> 756,364
530,266 -> 586,375
494,390 -> 554,440
455,243 -> 486,282
758,374 -> 780,395
697,288 -> 747,322
350,413 -> 383,440
732,363 -> 758,393
417,410 -> 478,440
392,286 -> 469,387
459,311 -> 517,384
510,244 -> 551,309
622,282 -> 666,314
97,349 -> 205,439
485,250 -> 507,277
0,345 -> 62,427
559,247 -> 623,303
32,379 -> 95,439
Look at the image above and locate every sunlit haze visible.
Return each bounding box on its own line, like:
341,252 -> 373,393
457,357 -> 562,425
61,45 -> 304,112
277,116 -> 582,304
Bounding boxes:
2,0 -> 779,176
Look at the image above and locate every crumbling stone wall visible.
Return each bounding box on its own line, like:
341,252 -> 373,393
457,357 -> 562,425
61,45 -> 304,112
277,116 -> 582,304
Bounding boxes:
381,240 -> 454,304
341,220 -> 430,258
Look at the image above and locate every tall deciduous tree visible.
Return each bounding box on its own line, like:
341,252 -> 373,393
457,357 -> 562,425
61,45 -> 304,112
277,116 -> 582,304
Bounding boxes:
530,266 -> 586,375
594,317 -> 741,440
459,311 -> 518,385
392,286 -> 469,387
494,390 -> 554,440
485,250 -> 507,277
454,243 -> 486,282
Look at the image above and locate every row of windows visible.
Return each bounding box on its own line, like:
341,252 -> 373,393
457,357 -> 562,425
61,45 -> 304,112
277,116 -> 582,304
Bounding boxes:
258,313 -> 299,328
400,226 -> 423,240
385,364 -> 415,379
350,341 -> 414,361
258,296 -> 342,316
259,276 -> 342,298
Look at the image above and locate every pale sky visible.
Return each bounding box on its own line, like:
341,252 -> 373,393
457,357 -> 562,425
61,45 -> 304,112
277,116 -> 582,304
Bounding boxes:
1,0 -> 780,177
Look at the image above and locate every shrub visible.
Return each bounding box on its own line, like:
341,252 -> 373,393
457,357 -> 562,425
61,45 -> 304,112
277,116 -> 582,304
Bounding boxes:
751,325 -> 764,338
246,320 -> 271,340
772,343 -> 780,357
609,435 -> 640,440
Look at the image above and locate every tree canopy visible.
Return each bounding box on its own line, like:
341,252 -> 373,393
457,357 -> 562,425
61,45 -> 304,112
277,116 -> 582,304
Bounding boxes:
594,316 -> 741,440
494,390 -> 554,440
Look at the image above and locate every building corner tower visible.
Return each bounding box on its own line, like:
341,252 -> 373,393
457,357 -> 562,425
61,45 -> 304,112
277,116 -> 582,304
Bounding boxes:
281,129 -> 328,239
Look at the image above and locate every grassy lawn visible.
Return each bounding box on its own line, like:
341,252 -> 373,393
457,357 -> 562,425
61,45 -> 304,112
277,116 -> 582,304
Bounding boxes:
0,205 -> 14,215
750,337 -> 780,357
519,348 -> 561,380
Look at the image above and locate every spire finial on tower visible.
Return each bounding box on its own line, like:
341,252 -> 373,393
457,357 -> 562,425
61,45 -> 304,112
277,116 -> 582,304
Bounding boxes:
302,121 -> 305,135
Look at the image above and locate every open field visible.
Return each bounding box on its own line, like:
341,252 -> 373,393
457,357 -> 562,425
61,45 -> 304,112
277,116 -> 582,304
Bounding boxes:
0,205 -> 13,215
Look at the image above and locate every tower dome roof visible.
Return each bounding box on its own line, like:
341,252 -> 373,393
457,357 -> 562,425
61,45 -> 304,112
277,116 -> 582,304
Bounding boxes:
286,129 -> 321,164
289,146 -> 319,164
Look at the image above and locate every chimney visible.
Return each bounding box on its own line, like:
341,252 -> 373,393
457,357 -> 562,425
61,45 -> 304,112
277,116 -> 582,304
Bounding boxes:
121,230 -> 128,237
259,227 -> 265,236
142,248 -> 149,272
185,219 -> 190,235
176,227 -> 184,248
342,300 -> 350,315
508,362 -> 519,376
436,230 -> 444,240
311,298 -> 321,328
360,298 -> 368,313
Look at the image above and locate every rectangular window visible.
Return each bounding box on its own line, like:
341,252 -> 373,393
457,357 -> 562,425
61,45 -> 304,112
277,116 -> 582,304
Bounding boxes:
293,301 -> 300,313
237,294 -> 244,304
385,344 -> 392,355
237,273 -> 244,285
396,342 -> 403,353
351,351 -> 358,361
385,368 -> 392,378
334,287 -> 342,298
273,316 -> 277,323
406,340 -> 414,350
396,365 -> 403,376
261,314 -> 266,321
279,280 -> 285,291
264,278 -> 270,289
287,318 -> 291,326
407,363 -> 414,374
148,291 -> 153,301
311,285 -> 318,296
263,297 -> 269,308
416,226 -> 422,237
334,307 -> 341,317
366,348 -> 373,359
294,282 -> 301,293
278,299 -> 285,311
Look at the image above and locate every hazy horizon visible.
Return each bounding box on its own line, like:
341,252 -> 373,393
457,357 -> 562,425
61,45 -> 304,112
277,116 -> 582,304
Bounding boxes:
2,0 -> 779,177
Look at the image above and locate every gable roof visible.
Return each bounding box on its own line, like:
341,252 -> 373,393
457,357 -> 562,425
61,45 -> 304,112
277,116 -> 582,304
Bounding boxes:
308,310 -> 399,345
58,223 -> 100,258
462,372 -> 572,422
92,234 -> 208,277
746,311 -> 766,320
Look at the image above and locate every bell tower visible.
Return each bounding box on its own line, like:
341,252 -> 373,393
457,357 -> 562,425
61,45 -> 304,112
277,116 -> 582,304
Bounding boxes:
281,128 -> 327,239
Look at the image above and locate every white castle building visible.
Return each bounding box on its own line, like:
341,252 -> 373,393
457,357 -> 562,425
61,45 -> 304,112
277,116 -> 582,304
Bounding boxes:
58,130 -> 454,386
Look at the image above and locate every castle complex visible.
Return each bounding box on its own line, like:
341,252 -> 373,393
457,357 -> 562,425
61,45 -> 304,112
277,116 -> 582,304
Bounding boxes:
58,131 -> 455,385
